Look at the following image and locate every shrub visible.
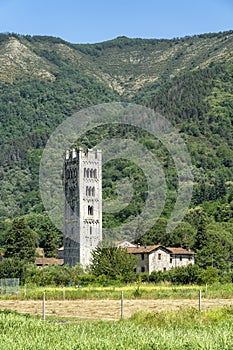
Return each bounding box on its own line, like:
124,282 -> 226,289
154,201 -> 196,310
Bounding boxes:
149,270 -> 164,283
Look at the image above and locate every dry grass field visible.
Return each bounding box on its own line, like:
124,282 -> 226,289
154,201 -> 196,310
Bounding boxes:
0,298 -> 232,320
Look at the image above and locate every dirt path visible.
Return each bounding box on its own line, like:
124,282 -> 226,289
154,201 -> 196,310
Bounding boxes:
0,298 -> 232,320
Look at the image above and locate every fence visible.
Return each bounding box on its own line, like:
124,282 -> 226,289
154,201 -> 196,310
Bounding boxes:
0,278 -> 20,294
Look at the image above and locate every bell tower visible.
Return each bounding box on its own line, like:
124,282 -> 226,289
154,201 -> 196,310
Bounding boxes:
64,148 -> 102,267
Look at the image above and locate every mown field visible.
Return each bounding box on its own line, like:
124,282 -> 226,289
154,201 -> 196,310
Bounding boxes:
1,307 -> 233,350
0,283 -> 233,321
1,284 -> 233,348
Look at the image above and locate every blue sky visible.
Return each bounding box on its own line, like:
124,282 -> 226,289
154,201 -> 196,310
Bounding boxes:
0,0 -> 232,43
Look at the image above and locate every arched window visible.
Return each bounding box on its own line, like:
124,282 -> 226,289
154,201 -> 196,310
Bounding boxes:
86,186 -> 89,196
90,169 -> 93,178
88,187 -> 92,196
92,187 -> 95,196
88,205 -> 93,215
86,169 -> 90,178
93,169 -> 97,178
84,168 -> 86,177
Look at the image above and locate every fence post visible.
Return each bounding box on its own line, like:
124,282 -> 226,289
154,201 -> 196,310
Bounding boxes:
205,284 -> 208,297
63,286 -> 65,300
121,291 -> 124,319
24,284 -> 27,298
42,292 -> 46,321
198,290 -> 202,312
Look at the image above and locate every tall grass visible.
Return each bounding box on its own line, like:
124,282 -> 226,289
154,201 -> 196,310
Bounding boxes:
1,308 -> 233,349
1,283 -> 233,300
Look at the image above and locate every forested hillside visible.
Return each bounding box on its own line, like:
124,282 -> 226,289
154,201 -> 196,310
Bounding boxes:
0,31 -> 233,268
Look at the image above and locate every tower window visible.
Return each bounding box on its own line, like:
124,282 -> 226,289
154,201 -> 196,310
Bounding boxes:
88,205 -> 94,215
92,187 -> 95,196
93,169 -> 97,178
86,186 -> 92,196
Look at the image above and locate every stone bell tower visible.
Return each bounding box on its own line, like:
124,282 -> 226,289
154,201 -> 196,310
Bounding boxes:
64,148 -> 102,267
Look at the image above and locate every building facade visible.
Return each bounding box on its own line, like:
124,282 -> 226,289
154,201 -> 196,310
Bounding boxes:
127,245 -> 195,273
64,148 -> 102,267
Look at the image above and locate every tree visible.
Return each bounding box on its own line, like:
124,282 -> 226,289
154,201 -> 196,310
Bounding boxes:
43,231 -> 59,258
0,258 -> 27,283
185,207 -> 208,250
196,223 -> 233,269
169,221 -> 196,248
90,246 -> 136,282
4,217 -> 36,263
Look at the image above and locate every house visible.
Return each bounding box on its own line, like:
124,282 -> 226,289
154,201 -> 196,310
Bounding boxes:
57,246 -> 64,259
127,244 -> 194,273
35,257 -> 64,268
114,240 -> 137,248
166,247 -> 195,269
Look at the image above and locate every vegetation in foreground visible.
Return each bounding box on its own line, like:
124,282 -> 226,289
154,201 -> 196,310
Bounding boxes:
1,281 -> 233,301
1,307 -> 233,349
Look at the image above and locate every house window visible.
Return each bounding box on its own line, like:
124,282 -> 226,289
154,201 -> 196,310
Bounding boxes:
163,267 -> 166,272
180,256 -> 182,261
141,253 -> 144,260
141,266 -> 145,273
158,253 -> 161,260
170,257 -> 172,264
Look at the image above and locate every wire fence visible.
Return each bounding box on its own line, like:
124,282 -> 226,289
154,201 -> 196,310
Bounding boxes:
0,278 -> 20,294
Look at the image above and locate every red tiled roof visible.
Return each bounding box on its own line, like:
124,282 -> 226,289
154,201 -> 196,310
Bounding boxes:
35,258 -> 64,265
127,244 -> 165,254
166,247 -> 194,255
127,245 -> 195,255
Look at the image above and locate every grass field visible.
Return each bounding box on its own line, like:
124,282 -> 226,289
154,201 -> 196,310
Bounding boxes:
0,283 -> 233,321
1,284 -> 233,349
0,297 -> 233,320
1,282 -> 233,300
1,307 -> 233,349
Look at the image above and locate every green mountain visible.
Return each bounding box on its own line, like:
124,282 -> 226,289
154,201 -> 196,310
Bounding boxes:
0,31 -> 233,265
